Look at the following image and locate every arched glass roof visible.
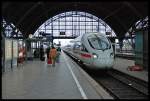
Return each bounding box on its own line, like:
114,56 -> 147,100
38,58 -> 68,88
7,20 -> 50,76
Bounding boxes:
34,11 -> 116,37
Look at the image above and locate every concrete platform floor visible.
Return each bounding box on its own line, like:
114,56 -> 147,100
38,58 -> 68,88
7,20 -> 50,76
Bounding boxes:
2,51 -> 112,99
113,57 -> 148,82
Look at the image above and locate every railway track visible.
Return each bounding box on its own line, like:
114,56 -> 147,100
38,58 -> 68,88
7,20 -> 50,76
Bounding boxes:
91,70 -> 148,99
64,51 -> 148,99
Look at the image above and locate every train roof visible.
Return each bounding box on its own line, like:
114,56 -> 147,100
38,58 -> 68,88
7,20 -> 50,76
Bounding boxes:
72,32 -> 107,42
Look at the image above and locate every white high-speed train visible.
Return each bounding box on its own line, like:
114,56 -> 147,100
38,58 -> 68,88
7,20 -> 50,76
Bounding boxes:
63,32 -> 114,69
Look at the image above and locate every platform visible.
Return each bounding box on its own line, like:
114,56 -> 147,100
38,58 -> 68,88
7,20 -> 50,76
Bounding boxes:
2,51 -> 113,99
113,57 -> 148,82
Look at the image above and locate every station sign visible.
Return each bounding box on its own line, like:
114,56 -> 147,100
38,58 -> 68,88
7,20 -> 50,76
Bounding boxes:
60,32 -> 66,35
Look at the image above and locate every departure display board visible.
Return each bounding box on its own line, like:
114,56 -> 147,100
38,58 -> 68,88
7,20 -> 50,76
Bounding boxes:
60,32 -> 66,35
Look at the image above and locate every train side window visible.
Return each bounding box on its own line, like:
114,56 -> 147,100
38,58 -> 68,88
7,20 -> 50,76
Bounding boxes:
73,43 -> 76,50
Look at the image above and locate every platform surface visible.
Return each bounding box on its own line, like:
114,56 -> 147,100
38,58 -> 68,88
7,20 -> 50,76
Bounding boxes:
2,51 -> 112,99
113,57 -> 148,82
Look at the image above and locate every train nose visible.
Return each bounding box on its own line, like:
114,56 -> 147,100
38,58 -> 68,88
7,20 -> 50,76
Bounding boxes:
93,54 -> 114,68
105,58 -> 114,67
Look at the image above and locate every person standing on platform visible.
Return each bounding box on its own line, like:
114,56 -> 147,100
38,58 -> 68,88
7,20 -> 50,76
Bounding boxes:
46,46 -> 50,60
56,46 -> 61,63
40,45 -> 45,61
49,45 -> 57,67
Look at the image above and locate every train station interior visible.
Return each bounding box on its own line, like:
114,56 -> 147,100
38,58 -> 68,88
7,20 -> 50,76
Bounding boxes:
2,1 -> 148,99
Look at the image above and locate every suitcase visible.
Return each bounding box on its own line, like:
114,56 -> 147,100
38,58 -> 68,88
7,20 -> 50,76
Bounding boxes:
47,58 -> 52,64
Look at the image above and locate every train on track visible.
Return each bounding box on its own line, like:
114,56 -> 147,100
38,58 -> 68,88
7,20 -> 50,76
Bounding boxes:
63,32 -> 115,69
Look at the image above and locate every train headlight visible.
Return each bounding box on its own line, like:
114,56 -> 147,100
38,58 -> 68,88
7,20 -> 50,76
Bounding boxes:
93,53 -> 98,59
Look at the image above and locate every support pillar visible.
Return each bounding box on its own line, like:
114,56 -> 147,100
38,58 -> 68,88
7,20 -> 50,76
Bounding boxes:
135,28 -> 148,70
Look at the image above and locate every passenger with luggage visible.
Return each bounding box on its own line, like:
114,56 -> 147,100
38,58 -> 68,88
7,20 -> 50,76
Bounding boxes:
49,45 -> 57,67
46,46 -> 51,60
47,46 -> 52,65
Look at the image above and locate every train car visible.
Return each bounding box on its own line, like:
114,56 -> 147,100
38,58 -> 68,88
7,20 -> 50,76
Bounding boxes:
63,32 -> 114,69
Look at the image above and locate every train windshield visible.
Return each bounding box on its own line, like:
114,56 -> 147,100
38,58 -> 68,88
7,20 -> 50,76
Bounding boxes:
88,34 -> 110,50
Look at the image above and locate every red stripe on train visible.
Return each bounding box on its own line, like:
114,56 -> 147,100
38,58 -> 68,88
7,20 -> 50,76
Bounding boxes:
80,53 -> 92,58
